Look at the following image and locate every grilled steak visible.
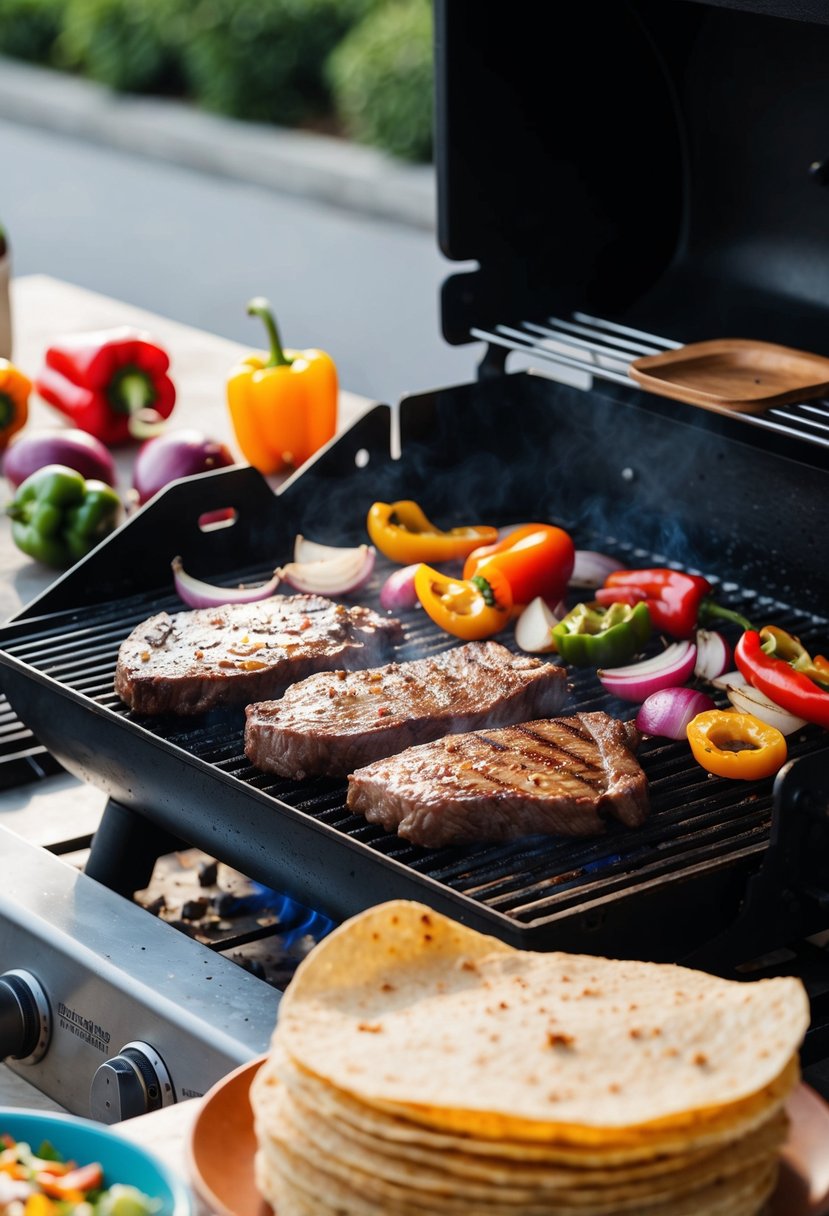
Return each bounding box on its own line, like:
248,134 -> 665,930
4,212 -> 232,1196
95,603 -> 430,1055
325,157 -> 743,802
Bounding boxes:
346,711 -> 647,848
115,595 -> 403,715
244,641 -> 568,779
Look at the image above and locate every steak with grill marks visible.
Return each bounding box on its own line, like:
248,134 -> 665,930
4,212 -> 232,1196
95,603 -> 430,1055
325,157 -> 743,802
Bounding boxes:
114,595 -> 403,715
244,641 -> 568,779
346,712 -> 648,847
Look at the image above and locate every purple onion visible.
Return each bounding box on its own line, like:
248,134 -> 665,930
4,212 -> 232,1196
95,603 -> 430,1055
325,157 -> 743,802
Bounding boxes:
133,429 -> 235,505
3,429 -> 117,488
635,687 -> 716,740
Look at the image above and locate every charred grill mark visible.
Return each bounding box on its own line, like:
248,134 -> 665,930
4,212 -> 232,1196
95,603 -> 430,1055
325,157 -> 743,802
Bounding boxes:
514,724 -> 606,790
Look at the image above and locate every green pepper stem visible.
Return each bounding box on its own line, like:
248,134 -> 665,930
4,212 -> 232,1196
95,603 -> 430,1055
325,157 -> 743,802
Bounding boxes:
109,367 -> 156,416
247,297 -> 293,368
698,598 -> 755,633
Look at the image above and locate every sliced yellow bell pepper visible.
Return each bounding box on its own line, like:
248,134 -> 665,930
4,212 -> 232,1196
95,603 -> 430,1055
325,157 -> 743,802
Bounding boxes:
0,358 -> 30,450
686,709 -> 787,781
226,298 -> 337,475
367,500 -> 498,565
414,563 -> 513,640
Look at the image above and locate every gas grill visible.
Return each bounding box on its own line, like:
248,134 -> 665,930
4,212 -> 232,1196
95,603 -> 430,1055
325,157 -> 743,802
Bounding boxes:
2,0 -> 829,1117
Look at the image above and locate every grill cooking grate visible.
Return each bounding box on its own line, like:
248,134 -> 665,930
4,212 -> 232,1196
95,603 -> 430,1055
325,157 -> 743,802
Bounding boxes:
2,537 -> 827,947
472,314 -> 829,451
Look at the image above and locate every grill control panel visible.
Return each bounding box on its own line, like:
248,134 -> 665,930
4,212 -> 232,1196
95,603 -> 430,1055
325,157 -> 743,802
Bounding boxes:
90,1040 -> 173,1123
0,826 -> 279,1118
0,970 -> 50,1065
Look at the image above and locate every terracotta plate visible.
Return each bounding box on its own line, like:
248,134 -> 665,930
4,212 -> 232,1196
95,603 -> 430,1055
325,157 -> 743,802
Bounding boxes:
187,1057 -> 829,1216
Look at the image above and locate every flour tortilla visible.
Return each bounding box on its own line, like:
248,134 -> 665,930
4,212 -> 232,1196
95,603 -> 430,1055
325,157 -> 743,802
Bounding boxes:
253,1062 -> 787,1207
277,900 -> 808,1142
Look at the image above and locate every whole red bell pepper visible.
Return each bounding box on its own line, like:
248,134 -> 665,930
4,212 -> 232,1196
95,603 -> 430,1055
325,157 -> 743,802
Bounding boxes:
596,568 -> 754,638
35,327 -> 176,445
735,629 -> 829,729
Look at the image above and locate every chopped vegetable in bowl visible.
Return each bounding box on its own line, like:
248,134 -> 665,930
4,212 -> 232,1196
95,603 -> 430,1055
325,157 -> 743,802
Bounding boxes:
0,1113 -> 190,1216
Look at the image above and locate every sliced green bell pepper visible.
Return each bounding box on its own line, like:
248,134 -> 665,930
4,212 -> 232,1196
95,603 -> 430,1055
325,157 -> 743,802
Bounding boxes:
552,600 -> 652,667
7,463 -> 121,568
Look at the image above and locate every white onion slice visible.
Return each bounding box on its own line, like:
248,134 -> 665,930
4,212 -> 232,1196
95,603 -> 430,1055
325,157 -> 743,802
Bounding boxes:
569,550 -> 625,588
694,629 -> 732,682
379,564 -> 420,612
598,641 -> 697,703
293,535 -> 357,565
711,669 -> 748,692
279,545 -> 375,596
514,596 -> 560,653
172,556 -> 281,609
725,683 -> 808,736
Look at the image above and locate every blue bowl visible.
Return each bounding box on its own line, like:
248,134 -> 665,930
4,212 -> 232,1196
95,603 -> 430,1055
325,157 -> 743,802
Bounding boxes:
0,1108 -> 192,1216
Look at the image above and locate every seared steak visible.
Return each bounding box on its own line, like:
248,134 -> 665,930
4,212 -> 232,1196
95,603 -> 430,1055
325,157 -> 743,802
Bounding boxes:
346,712 -> 647,847
115,595 -> 403,715
244,641 -> 568,779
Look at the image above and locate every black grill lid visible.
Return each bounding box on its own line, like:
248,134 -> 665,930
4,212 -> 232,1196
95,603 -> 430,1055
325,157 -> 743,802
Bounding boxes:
437,0 -> 829,357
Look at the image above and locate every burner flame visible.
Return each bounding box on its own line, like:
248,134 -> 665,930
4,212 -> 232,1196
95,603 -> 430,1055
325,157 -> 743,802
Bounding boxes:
229,881 -> 335,948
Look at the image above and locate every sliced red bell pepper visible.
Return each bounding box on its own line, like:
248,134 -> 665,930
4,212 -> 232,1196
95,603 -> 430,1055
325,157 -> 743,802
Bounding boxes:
35,327 -> 176,445
597,568 -> 754,638
735,630 -> 829,729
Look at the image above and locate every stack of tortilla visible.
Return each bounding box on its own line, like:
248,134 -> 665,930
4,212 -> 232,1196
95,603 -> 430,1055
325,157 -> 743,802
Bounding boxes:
250,900 -> 809,1216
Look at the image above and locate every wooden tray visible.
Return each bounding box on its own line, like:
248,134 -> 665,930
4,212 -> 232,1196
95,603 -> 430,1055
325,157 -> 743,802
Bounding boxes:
629,338 -> 829,412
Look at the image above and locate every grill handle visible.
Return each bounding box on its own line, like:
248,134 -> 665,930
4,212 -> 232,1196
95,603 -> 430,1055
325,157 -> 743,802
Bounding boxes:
14,465 -> 285,621
681,751 -> 829,975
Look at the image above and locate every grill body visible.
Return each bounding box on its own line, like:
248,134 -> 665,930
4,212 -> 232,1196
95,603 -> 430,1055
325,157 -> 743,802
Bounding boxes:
0,375 -> 826,967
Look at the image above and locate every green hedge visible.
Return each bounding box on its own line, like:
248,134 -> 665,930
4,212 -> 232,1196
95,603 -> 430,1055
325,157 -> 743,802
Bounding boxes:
327,0 -> 433,163
0,0 -> 64,65
57,0 -> 183,94
0,0 -> 434,163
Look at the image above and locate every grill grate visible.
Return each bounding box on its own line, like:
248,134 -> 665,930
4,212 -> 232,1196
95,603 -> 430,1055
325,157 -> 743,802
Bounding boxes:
472,313 -> 829,451
1,537 -> 826,948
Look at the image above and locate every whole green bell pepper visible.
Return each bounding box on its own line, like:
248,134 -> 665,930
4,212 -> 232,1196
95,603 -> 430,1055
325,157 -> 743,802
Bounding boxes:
6,463 -> 121,568
552,600 -> 652,667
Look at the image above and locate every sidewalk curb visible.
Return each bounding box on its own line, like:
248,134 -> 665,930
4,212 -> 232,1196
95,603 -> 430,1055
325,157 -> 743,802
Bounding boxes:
0,56 -> 437,231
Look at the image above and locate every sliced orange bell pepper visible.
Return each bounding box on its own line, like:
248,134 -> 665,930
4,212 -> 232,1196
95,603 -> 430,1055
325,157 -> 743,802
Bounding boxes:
686,709 -> 787,781
227,298 -> 337,475
367,500 -> 497,565
463,523 -> 575,606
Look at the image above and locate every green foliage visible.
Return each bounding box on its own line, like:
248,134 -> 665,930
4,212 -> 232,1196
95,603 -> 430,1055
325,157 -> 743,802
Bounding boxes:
327,0 -> 433,163
182,0 -> 367,127
0,0 -> 64,65
57,0 -> 185,95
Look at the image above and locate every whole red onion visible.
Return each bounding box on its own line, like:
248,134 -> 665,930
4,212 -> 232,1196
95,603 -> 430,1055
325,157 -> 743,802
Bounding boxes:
132,429 -> 235,505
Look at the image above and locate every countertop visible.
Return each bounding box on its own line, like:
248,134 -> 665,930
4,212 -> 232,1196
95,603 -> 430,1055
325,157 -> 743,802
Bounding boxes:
0,274 -> 373,1205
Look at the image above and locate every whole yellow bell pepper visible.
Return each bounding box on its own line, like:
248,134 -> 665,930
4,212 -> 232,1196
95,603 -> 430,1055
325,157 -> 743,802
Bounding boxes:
226,297 -> 337,475
0,358 -> 31,450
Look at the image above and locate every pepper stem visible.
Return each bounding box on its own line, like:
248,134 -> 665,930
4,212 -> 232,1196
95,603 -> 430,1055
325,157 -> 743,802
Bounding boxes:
247,297 -> 293,368
699,598 -> 755,633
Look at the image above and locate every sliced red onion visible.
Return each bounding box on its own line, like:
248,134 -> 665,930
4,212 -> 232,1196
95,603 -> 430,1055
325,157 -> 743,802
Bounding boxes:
279,545 -> 375,596
569,550 -> 626,588
380,564 -> 420,611
694,629 -> 732,682
514,596 -> 561,653
635,686 -> 716,740
598,640 -> 697,702
172,556 -> 280,609
726,682 -> 808,736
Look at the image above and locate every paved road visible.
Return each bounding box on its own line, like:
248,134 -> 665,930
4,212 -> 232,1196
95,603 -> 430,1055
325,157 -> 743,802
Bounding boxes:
2,119 -> 481,403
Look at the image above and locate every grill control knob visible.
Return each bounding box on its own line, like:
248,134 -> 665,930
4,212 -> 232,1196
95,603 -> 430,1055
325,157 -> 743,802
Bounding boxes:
90,1041 -> 174,1123
0,969 -> 50,1064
